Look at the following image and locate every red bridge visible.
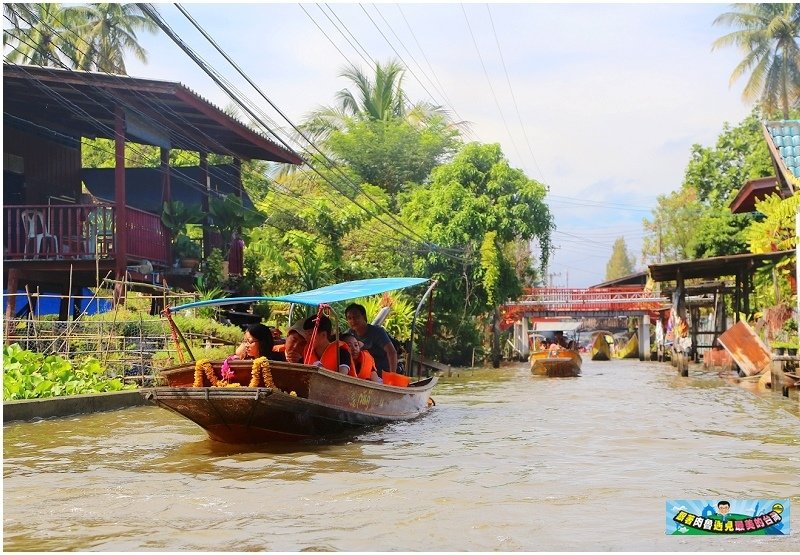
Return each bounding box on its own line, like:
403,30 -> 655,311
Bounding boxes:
501,286 -> 668,330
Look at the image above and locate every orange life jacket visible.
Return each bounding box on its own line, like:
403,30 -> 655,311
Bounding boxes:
318,340 -> 356,376
354,349 -> 376,380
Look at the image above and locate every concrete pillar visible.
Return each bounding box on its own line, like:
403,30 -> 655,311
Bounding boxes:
521,316 -> 530,358
639,314 -> 650,361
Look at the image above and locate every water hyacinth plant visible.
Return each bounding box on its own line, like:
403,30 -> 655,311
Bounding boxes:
3,343 -> 135,400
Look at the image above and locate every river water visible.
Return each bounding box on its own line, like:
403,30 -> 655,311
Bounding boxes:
3,359 -> 799,551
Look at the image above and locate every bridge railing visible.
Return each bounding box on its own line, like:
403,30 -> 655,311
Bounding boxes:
506,287 -> 667,312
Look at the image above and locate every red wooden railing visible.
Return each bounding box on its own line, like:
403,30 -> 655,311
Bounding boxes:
511,287 -> 667,312
4,203 -> 168,266
125,205 -> 169,264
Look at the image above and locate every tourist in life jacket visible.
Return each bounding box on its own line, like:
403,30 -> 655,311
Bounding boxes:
303,314 -> 354,375
341,332 -> 383,383
344,303 -> 397,377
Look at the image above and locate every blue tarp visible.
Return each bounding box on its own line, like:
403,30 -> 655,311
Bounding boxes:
169,277 -> 429,313
3,288 -> 112,317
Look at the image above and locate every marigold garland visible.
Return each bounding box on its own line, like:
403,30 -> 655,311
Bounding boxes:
249,356 -> 274,388
194,359 -> 215,387
193,358 -> 242,388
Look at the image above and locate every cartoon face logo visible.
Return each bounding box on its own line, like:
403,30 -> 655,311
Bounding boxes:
772,503 -> 784,514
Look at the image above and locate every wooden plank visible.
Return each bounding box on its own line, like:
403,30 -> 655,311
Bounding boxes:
717,321 -> 772,376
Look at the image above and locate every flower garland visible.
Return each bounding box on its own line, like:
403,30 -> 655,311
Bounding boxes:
248,356 -> 274,388
193,358 -> 241,388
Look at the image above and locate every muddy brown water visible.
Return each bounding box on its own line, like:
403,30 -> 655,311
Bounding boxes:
3,359 -> 799,551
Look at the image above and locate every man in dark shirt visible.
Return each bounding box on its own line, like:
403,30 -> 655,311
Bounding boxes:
344,303 -> 397,376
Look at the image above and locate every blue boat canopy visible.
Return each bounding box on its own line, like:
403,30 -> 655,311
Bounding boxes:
168,277 -> 429,313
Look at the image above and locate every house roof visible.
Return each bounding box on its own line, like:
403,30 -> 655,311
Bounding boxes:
729,176 -> 780,214
648,250 -> 793,282
3,63 -> 303,164
589,271 -> 648,288
762,121 -> 799,195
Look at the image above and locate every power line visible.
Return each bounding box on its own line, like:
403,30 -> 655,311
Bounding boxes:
485,4 -> 547,186
459,4 -> 524,166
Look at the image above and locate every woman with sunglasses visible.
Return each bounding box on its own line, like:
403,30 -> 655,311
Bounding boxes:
235,323 -> 281,360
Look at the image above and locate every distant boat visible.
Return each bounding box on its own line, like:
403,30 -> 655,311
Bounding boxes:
590,330 -> 614,361
529,347 -> 582,377
615,333 -> 639,359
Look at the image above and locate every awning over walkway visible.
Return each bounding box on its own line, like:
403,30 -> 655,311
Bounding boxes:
648,251 -> 793,283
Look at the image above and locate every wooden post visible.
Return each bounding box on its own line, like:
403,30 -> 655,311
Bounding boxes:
160,147 -> 171,205
200,151 -> 210,258
4,268 -> 19,344
114,106 -> 127,281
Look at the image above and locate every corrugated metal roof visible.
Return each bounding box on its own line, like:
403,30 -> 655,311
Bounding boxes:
3,63 -> 302,164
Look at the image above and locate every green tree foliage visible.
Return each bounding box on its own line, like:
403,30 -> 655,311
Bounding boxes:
297,60 -> 461,201
605,237 -> 635,281
326,117 -> 459,198
4,4 -> 82,67
713,3 -> 800,118
400,143 -> 553,364
643,111 -> 773,263
70,3 -> 157,74
683,111 -> 773,206
4,3 -> 157,75
745,191 -> 800,253
642,187 -> 702,264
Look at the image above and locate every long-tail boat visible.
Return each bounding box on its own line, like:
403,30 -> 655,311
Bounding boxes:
590,330 -> 614,361
529,347 -> 582,377
615,333 -> 639,359
142,278 -> 438,444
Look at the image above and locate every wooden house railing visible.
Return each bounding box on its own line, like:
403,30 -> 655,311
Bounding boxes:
125,205 -> 169,264
4,203 -> 169,266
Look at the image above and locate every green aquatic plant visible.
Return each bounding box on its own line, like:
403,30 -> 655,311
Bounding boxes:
2,343 -> 135,400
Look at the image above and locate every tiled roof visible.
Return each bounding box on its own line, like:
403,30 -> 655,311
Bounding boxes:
765,120 -> 800,178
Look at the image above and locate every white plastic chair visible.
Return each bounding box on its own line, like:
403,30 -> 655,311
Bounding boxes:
21,209 -> 58,257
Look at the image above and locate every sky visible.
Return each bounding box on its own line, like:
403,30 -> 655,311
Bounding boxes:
121,2 -> 755,288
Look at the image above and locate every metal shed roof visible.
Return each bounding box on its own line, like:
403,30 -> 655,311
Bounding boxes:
648,251 -> 792,282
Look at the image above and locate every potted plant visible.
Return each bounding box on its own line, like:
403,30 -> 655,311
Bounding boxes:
162,200 -> 203,264
173,234 -> 201,271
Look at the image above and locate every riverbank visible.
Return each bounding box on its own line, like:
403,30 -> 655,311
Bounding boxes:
3,390 -> 149,423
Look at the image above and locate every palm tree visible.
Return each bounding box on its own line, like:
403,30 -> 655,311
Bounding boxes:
70,3 -> 158,75
3,3 -> 82,67
301,60 -> 455,143
713,3 -> 800,118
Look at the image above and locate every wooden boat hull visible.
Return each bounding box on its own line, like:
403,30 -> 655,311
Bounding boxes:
142,360 -> 436,443
529,350 -> 582,377
590,332 -> 613,361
